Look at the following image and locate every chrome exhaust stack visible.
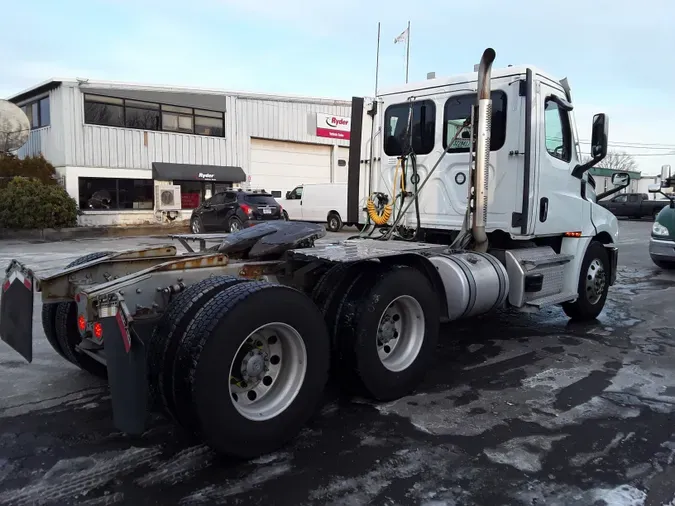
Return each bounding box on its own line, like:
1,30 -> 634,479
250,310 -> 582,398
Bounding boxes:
471,48 -> 496,252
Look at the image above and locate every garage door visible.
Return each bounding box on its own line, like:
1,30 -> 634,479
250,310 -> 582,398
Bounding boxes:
249,138 -> 332,195
334,146 -> 350,183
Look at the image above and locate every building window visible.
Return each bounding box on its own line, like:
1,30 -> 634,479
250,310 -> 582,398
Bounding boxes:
83,94 -> 225,137
21,96 -> 51,129
384,100 -> 436,156
544,97 -> 572,162
442,91 -> 507,152
78,177 -> 154,210
84,95 -> 124,127
124,100 -> 160,130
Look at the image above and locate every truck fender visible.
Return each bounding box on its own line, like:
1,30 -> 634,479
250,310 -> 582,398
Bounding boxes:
378,253 -> 449,320
561,232 -> 617,298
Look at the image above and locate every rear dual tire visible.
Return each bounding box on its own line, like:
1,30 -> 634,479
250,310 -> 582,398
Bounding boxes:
315,263 -> 440,401
149,280 -> 330,459
41,251 -> 112,378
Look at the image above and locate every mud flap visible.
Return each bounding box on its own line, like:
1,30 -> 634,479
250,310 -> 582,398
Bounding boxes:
0,261 -> 35,363
605,245 -> 618,285
100,298 -> 149,435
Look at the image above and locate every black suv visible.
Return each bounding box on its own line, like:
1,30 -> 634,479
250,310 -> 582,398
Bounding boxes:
190,190 -> 284,234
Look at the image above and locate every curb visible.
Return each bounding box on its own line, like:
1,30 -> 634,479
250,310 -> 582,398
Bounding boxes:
0,225 -> 190,243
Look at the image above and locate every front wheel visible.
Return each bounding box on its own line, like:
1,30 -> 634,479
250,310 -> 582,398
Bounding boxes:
562,241 -> 610,321
172,282 -> 330,458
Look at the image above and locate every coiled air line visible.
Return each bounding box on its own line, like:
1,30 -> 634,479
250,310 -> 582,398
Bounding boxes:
365,158 -> 404,225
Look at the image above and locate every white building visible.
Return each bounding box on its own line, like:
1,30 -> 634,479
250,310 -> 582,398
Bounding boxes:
9,79 -> 352,226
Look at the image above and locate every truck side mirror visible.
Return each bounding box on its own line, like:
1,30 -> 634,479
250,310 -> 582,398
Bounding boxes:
648,183 -> 675,208
285,191 -> 291,199
590,113 -> 608,161
572,113 -> 609,179
611,172 -> 629,187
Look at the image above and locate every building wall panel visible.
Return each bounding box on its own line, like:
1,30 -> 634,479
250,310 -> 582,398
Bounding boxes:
234,97 -> 351,176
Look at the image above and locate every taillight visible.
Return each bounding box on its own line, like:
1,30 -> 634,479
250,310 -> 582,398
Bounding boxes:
240,204 -> 252,215
78,315 -> 86,331
93,322 -> 103,340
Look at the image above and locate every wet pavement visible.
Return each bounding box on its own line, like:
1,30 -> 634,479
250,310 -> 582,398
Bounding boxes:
1,220 -> 675,505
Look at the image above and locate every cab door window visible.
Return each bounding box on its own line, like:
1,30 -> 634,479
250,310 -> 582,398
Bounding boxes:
544,98 -> 572,163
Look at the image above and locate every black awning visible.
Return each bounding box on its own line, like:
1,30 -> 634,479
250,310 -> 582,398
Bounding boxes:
152,162 -> 246,183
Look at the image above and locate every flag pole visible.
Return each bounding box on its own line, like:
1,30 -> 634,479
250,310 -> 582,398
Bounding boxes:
405,20 -> 410,84
375,22 -> 381,96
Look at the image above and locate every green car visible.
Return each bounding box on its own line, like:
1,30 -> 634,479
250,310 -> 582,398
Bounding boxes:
650,205 -> 675,269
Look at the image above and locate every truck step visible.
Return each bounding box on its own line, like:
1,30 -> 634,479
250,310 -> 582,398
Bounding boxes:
525,291 -> 577,308
521,253 -> 574,268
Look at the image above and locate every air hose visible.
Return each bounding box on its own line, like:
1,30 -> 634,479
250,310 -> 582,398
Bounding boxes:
366,196 -> 392,225
365,159 -> 403,225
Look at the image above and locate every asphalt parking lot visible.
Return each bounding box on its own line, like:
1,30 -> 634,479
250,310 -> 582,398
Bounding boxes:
1,220 -> 675,506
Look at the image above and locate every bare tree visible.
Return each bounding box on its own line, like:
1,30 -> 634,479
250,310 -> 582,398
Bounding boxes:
583,150 -> 639,172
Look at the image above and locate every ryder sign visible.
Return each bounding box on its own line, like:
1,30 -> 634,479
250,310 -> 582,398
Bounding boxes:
316,113 -> 350,140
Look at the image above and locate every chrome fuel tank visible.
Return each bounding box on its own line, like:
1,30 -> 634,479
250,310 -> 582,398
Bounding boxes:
428,251 -> 509,321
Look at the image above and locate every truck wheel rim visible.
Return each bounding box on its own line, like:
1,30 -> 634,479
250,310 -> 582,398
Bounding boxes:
191,220 -> 199,233
228,322 -> 307,421
330,218 -> 337,229
376,295 -> 425,372
230,222 -> 240,232
585,258 -> 606,305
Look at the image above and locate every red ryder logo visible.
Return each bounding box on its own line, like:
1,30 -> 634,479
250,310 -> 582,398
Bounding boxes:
326,116 -> 349,128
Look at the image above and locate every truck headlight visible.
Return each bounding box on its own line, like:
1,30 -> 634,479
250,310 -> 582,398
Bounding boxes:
652,221 -> 669,237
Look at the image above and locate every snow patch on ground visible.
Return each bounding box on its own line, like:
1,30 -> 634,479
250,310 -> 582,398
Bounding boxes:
0,446 -> 161,506
179,458 -> 294,505
484,435 -> 569,473
514,481 -> 646,506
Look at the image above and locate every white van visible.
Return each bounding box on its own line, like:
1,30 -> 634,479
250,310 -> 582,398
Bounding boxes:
277,182 -> 353,232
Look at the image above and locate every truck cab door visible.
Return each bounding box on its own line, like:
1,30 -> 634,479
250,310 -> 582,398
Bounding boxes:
532,83 -> 584,235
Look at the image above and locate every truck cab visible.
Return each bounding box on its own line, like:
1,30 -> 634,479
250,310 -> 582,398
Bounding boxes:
351,65 -> 619,244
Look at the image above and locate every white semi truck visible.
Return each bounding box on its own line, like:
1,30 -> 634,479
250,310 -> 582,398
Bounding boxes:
0,48 -> 629,460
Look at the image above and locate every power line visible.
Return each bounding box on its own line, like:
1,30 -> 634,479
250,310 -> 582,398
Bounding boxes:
579,150 -> 674,157
577,140 -> 675,150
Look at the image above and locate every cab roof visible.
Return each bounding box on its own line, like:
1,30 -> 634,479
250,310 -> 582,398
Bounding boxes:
378,65 -> 565,98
